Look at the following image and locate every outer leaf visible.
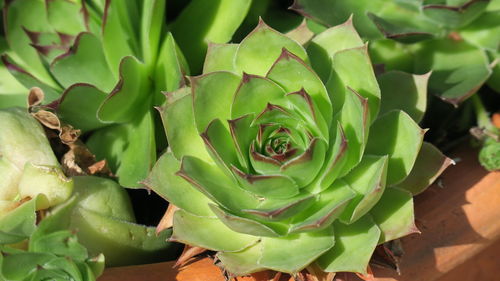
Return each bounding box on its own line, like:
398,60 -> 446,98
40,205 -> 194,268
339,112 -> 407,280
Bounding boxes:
370,187 -> 418,243
396,142 -> 454,195
98,56 -> 150,123
87,110 -> 156,188
56,83 -> 108,132
210,204 -> 282,237
258,226 -> 335,273
4,0 -> 57,87
51,33 -> 116,92
171,0 -> 252,73
192,71 -> 241,132
160,89 -> 210,163
70,208 -> 175,267
413,38 -> 492,106
235,20 -> 308,76
154,33 -> 188,104
332,46 -> 380,121
318,216 -> 380,274
171,209 -> 259,252
140,0 -> 166,66
0,195 -> 44,244
101,0 -> 140,77
143,152 -> 213,217
203,43 -> 238,73
1,55 -> 60,102
307,17 -> 364,81
365,110 -> 425,185
217,243 -> 264,275
177,156 -> 259,211
340,155 -> 388,224
291,180 -> 355,232
378,71 -> 429,123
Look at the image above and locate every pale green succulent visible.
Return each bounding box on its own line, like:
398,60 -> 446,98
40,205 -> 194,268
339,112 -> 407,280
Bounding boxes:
0,108 -> 177,279
146,20 -> 452,275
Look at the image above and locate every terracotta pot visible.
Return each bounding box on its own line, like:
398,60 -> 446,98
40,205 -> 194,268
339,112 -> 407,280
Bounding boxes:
99,146 -> 500,281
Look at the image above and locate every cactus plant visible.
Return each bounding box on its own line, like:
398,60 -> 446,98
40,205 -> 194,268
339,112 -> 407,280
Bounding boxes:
145,19 -> 452,276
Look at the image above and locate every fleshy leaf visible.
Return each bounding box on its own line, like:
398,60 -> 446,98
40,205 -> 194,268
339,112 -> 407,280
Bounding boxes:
153,32 -> 188,105
340,155 -> 388,224
370,187 -> 418,243
365,110 -> 425,185
318,216 -> 380,274
291,180 -> 355,232
217,243 -> 264,275
192,71 -> 241,132
413,38 -> 492,106
235,20 -> 307,76
231,166 -> 299,199
267,49 -> 332,127
177,156 -> 259,210
140,0 -> 166,66
307,17 -> 364,81
335,88 -> 370,176
171,209 -> 259,252
203,43 -> 238,73
280,138 -> 327,187
143,151 -> 213,217
228,114 -> 258,171
171,0 -> 252,73
51,33 -> 115,92
258,226 -> 335,273
231,73 -> 286,119
160,90 -> 212,163
201,119 -> 241,175
70,208 -> 175,267
57,83 -> 108,132
87,110 -> 156,188
0,195 -> 45,244
101,0 -> 140,77
378,71 -> 429,123
98,56 -> 149,123
4,0 -> 57,87
396,142 -> 454,195
46,0 -> 86,34
18,163 -> 73,209
422,1 -> 488,28
1,55 -> 60,102
332,45 -> 380,121
310,122 -> 348,192
210,204 -> 282,237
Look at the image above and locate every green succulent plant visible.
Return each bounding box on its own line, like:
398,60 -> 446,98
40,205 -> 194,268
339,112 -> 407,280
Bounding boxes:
146,19 -> 452,275
291,0 -> 500,171
0,107 -> 177,278
0,0 -> 253,187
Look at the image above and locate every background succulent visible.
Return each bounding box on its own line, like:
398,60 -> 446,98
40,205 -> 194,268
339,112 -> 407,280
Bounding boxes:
291,0 -> 500,171
0,0 -> 254,187
0,107 -> 177,279
146,20 -> 452,276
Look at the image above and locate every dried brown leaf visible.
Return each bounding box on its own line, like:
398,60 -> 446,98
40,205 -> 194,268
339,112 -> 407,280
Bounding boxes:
157,204 -> 179,235
175,245 -> 208,268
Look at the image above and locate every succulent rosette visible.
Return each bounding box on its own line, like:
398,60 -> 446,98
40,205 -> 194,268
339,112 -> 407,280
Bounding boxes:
146,19 -> 452,275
